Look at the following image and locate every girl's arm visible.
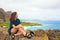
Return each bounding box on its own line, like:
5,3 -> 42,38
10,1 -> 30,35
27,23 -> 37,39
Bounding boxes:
16,24 -> 23,28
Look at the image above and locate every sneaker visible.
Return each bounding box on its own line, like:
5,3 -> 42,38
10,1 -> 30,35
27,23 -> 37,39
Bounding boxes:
27,31 -> 34,39
10,33 -> 15,39
24,33 -> 31,39
30,31 -> 34,37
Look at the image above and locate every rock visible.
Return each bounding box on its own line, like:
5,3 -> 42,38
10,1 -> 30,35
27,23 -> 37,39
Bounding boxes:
0,27 -> 10,40
0,8 -> 6,22
0,27 -> 48,40
0,8 -> 12,23
18,37 -> 44,40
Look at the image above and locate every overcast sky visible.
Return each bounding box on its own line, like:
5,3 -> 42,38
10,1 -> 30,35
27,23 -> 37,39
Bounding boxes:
0,0 -> 60,20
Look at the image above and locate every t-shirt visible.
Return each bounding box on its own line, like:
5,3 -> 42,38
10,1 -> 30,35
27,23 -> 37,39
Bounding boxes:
10,18 -> 21,28
8,18 -> 21,35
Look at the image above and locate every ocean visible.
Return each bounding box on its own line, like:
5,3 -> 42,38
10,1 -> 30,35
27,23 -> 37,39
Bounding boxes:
23,20 -> 60,31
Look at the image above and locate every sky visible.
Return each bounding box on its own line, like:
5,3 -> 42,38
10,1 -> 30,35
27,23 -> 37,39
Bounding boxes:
0,0 -> 60,21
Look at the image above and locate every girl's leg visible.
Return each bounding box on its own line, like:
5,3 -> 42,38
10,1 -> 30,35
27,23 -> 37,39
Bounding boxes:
11,28 -> 17,34
14,30 -> 23,36
16,25 -> 26,36
13,26 -> 26,36
19,27 -> 26,36
12,25 -> 26,36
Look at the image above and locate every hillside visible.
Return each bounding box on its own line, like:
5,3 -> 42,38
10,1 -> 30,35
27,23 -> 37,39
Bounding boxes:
0,27 -> 48,40
0,27 -> 60,40
0,8 -> 12,23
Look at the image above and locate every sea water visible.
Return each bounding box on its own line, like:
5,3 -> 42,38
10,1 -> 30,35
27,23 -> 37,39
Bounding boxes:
24,20 -> 60,31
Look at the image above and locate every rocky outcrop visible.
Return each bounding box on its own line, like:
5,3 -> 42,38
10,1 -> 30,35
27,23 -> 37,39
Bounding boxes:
0,8 -> 12,23
1,26 -> 60,40
46,30 -> 60,40
0,27 -> 10,40
0,8 -> 6,22
0,27 -> 48,40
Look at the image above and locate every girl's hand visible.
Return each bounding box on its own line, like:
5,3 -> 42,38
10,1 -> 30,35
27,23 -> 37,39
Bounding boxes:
12,25 -> 18,29
12,25 -> 16,28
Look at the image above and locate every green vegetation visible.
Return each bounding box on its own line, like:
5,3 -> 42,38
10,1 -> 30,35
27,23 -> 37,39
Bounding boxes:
0,22 -> 9,28
0,21 -> 41,28
21,22 -> 41,26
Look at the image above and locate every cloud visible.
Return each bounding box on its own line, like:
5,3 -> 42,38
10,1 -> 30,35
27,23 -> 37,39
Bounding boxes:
0,0 -> 60,20
32,0 -> 60,9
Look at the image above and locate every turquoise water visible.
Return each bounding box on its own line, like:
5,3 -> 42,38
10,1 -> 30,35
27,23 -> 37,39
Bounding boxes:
23,20 -> 60,31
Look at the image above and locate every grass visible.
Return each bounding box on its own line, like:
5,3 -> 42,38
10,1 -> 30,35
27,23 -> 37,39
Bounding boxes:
21,22 -> 41,26
0,21 -> 41,28
0,22 -> 10,28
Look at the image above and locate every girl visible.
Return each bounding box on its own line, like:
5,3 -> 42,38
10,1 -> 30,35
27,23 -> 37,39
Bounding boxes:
8,12 -> 31,38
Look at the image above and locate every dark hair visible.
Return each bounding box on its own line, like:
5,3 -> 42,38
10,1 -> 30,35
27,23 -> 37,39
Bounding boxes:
10,12 -> 17,21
